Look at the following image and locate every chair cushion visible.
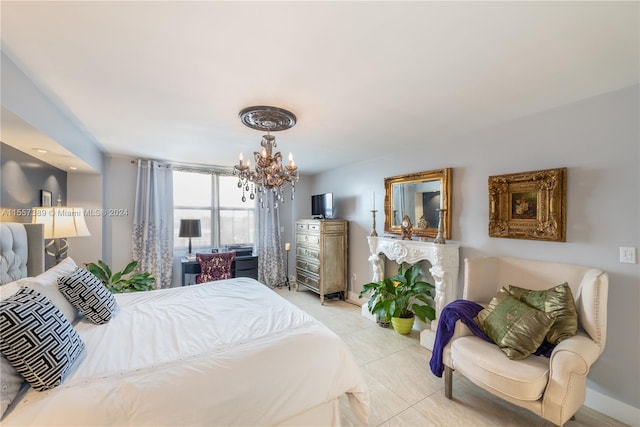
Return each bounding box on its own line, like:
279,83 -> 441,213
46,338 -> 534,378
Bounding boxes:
196,251 -> 235,283
509,282 -> 578,345
475,287 -> 554,360
451,336 -> 549,401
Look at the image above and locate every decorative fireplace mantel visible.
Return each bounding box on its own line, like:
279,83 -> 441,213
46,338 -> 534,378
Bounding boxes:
364,236 -> 460,349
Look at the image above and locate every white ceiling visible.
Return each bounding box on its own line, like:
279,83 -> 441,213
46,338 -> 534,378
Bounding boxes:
1,1 -> 638,174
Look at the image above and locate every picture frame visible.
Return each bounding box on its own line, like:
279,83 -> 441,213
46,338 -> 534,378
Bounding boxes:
40,190 -> 52,207
488,167 -> 566,242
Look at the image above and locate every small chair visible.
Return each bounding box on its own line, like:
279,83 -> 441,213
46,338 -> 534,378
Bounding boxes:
195,251 -> 235,283
442,256 -> 608,426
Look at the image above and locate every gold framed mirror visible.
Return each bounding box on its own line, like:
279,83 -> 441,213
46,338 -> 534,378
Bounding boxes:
384,168 -> 451,239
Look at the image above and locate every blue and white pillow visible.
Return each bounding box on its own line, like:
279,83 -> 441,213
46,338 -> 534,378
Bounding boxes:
0,287 -> 85,392
58,268 -> 118,324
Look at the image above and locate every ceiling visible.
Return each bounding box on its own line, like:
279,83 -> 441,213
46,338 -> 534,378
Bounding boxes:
1,1 -> 638,174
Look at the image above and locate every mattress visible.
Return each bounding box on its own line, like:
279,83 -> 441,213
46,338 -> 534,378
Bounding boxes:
2,278 -> 369,426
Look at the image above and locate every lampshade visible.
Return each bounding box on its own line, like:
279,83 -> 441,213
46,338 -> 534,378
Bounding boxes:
179,219 -> 201,238
32,207 -> 91,238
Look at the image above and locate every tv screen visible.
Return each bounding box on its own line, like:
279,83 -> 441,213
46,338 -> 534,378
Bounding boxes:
311,193 -> 333,219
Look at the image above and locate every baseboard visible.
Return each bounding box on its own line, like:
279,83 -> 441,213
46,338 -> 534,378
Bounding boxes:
584,388 -> 640,426
347,290 -> 363,306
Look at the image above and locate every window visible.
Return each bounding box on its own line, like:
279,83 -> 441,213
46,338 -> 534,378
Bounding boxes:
173,170 -> 255,251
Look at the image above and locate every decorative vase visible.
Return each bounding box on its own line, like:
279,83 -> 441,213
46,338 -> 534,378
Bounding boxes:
391,315 -> 415,335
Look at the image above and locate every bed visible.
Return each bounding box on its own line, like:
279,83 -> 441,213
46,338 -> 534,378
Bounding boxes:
0,222 -> 370,426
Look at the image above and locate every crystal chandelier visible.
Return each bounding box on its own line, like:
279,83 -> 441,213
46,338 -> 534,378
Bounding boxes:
234,106 -> 299,208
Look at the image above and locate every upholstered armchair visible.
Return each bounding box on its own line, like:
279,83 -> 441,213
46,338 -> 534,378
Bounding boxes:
195,251 -> 236,283
442,256 -> 608,426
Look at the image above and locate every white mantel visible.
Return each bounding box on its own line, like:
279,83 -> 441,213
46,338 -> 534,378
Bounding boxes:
363,236 -> 460,350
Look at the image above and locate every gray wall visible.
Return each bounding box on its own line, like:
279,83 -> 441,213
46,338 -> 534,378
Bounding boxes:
299,86 -> 639,413
1,143 -> 68,270
1,142 -> 67,212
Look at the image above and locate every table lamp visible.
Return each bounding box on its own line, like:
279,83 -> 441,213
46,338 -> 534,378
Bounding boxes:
32,206 -> 91,264
179,219 -> 201,259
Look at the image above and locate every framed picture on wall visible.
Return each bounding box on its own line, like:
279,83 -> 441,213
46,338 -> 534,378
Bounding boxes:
488,167 -> 566,242
40,190 -> 52,207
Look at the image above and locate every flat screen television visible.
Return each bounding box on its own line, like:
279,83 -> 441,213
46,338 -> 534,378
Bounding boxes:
311,193 -> 333,219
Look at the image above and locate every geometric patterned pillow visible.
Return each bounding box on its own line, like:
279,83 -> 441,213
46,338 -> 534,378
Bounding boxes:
195,251 -> 235,283
58,268 -> 118,325
0,287 -> 85,391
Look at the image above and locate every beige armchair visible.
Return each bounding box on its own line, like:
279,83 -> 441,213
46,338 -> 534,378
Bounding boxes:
442,256 -> 608,426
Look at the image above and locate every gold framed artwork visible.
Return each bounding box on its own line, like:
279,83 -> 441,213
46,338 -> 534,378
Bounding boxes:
488,167 -> 566,242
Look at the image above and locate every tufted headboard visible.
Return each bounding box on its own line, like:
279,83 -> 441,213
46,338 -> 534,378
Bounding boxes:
0,222 -> 45,285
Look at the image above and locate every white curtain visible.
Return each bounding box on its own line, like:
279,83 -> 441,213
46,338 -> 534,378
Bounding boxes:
133,159 -> 174,289
255,192 -> 285,288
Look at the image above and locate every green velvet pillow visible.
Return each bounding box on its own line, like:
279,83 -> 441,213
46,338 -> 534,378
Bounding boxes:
509,282 -> 578,345
475,287 -> 555,360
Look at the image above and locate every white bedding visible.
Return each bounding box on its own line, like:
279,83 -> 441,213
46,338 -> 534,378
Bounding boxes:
3,278 -> 369,426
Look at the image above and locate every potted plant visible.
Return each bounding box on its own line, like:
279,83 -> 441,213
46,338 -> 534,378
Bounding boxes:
86,260 -> 156,293
359,263 -> 436,334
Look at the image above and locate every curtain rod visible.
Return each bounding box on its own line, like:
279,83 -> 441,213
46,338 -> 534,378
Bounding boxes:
130,159 -> 234,175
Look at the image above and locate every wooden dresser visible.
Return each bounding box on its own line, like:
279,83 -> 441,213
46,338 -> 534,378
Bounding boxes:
295,219 -> 348,304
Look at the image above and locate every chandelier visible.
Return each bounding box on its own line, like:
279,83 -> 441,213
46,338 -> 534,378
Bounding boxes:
234,106 -> 299,208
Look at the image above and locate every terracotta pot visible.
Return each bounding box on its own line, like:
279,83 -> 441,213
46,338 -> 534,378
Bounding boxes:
391,315 -> 414,335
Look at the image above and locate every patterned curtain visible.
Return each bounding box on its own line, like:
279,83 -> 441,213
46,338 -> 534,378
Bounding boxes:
133,160 -> 174,289
255,191 -> 285,288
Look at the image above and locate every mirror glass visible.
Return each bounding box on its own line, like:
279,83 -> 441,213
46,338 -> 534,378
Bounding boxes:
384,168 -> 451,239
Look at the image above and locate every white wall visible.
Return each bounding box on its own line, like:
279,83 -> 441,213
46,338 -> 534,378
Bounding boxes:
67,173 -> 102,267
300,86 -> 640,414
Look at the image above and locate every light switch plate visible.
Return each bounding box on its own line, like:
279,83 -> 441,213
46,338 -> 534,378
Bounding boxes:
619,247 -> 637,264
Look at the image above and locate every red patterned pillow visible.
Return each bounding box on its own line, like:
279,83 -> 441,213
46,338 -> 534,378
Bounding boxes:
196,251 -> 236,283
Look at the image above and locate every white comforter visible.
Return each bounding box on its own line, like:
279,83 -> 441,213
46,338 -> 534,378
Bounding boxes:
3,278 -> 369,426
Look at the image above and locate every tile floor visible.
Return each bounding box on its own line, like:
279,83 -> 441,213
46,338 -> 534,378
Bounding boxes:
274,287 -> 627,427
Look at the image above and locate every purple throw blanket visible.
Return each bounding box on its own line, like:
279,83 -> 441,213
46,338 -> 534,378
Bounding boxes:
429,299 -> 491,377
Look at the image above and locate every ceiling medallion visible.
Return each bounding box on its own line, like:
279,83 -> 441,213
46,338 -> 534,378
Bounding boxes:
234,106 -> 299,209
238,106 -> 296,132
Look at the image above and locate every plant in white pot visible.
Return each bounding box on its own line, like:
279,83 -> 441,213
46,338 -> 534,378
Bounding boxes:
359,263 -> 435,334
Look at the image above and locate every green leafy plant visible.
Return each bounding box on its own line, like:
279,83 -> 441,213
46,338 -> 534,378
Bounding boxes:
86,260 -> 155,293
358,263 -> 436,322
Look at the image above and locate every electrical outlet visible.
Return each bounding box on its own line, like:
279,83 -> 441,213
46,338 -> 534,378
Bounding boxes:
352,273 -> 357,281
619,247 -> 637,264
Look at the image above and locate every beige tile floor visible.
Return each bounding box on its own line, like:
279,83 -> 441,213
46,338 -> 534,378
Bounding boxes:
274,287 -> 627,427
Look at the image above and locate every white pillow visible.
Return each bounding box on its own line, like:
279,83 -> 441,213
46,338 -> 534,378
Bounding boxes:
34,257 -> 78,284
0,356 -> 23,419
29,258 -> 79,323
0,278 -> 31,301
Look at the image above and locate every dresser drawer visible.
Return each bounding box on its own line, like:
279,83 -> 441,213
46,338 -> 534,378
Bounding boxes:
296,258 -> 320,275
296,269 -> 320,292
296,247 -> 319,261
235,256 -> 258,271
296,233 -> 320,246
296,221 -> 321,232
